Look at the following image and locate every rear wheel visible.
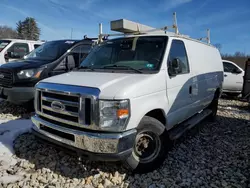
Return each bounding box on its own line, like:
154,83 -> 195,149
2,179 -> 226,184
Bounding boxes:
207,90 -> 220,121
125,116 -> 170,173
208,98 -> 218,120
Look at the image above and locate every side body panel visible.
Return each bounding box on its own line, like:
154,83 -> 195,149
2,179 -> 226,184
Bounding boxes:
165,37 -> 223,129
184,38 -> 223,114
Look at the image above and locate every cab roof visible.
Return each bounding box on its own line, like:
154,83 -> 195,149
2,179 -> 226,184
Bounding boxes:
2,38 -> 44,44
107,32 -> 216,48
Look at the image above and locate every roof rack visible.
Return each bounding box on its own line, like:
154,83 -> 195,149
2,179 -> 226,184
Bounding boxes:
197,29 -> 211,44
98,12 -> 181,43
97,12 -> 211,45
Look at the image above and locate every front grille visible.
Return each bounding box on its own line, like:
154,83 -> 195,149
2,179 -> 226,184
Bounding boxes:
0,70 -> 13,87
36,89 -> 93,130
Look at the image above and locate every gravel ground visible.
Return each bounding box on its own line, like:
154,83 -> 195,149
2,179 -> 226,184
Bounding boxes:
0,99 -> 250,188
0,100 -> 33,120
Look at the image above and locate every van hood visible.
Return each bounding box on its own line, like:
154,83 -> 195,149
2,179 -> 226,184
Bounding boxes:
0,59 -> 51,70
40,71 -> 166,99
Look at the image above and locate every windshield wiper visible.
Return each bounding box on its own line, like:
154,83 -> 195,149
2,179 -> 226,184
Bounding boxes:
102,65 -> 143,73
77,65 -> 95,71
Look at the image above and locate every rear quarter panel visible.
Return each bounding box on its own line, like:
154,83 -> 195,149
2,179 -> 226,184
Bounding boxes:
183,38 -> 223,110
184,39 -> 224,112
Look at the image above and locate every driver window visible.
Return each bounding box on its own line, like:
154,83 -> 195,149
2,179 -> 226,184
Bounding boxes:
70,45 -> 91,67
167,40 -> 189,75
223,62 -> 239,73
54,44 -> 91,71
7,43 -> 29,59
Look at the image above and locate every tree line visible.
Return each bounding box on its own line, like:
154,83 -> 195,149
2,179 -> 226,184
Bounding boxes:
0,17 -> 40,40
214,44 -> 249,69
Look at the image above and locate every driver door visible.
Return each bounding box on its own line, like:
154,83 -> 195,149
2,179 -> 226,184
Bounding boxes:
166,39 -> 194,128
223,61 -> 244,92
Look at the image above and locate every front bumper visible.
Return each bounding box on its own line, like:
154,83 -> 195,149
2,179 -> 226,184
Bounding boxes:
0,86 -> 34,104
31,115 -> 137,161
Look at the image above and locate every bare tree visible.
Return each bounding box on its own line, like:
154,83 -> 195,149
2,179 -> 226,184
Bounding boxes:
0,25 -> 18,39
234,51 -> 246,57
214,43 -> 222,52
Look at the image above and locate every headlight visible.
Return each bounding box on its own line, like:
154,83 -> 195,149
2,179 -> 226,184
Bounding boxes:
17,68 -> 44,79
99,100 -> 130,132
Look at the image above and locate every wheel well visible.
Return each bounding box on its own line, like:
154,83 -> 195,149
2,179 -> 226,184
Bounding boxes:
145,109 -> 166,126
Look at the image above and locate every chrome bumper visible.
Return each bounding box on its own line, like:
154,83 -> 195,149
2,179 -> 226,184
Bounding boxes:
31,115 -> 136,155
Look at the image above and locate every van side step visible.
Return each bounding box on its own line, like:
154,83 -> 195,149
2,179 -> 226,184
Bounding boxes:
168,109 -> 212,140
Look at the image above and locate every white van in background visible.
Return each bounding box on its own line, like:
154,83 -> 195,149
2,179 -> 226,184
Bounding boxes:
0,39 -> 44,65
222,60 -> 244,96
31,17 -> 224,173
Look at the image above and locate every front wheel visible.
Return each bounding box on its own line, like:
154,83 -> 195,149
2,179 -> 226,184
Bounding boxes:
125,116 -> 170,173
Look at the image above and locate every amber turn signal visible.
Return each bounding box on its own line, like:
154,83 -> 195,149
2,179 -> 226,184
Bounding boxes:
117,109 -> 129,118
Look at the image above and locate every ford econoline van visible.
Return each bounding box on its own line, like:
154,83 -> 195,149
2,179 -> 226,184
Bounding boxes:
31,19 -> 223,173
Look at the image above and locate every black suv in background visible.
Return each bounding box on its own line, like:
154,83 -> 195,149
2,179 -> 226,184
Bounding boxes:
0,38 -> 96,105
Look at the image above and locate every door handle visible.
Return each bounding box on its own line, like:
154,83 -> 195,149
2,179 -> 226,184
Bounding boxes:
189,86 -> 192,94
224,74 -> 227,77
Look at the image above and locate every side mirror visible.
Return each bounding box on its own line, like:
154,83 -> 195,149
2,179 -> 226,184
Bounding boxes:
169,58 -> 181,76
172,58 -> 180,69
4,53 -> 9,60
7,51 -> 12,57
5,51 -> 18,59
4,52 -> 11,62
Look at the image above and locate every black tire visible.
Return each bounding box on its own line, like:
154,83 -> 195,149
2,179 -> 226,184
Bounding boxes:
207,97 -> 219,121
22,99 -> 35,112
226,93 -> 240,98
125,116 -> 170,174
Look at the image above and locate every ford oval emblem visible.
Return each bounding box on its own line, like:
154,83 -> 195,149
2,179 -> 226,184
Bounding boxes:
0,74 -> 4,79
51,101 -> 65,112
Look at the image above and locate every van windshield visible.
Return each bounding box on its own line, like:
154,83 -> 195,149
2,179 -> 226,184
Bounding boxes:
79,36 -> 167,73
26,40 -> 76,61
0,40 -> 11,52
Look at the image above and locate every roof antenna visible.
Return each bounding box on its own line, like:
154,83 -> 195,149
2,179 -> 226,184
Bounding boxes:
98,23 -> 103,44
207,29 -> 210,44
173,12 -> 179,34
137,23 -> 140,33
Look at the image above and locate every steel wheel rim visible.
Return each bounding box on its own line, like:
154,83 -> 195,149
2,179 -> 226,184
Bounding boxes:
134,131 -> 161,163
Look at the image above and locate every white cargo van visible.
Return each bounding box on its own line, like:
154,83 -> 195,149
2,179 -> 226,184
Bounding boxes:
0,39 -> 44,65
31,15 -> 224,173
